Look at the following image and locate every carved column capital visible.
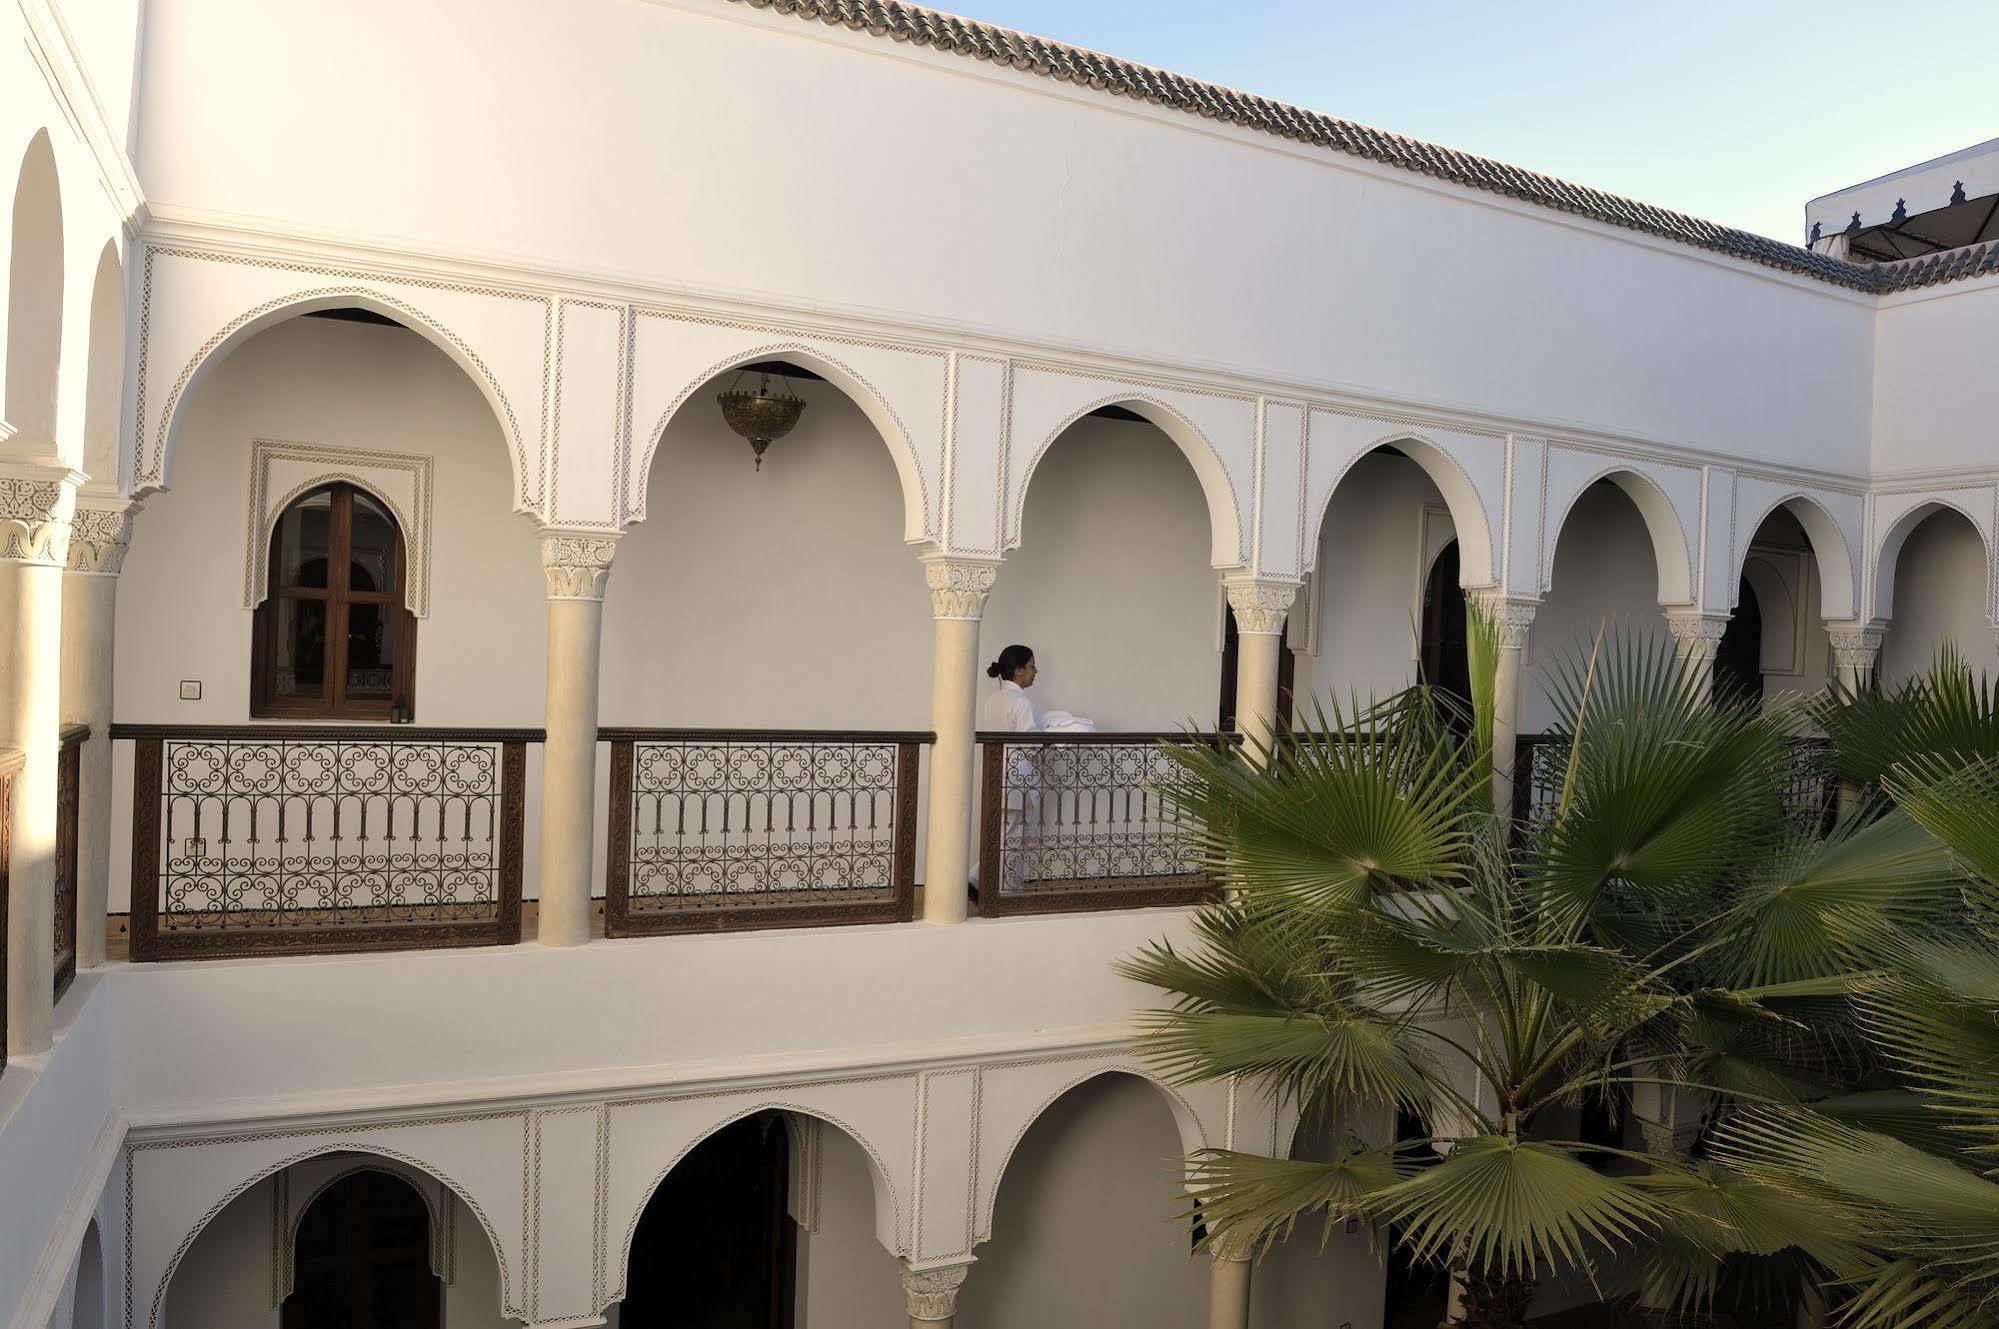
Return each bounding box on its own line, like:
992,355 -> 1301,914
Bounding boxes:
921,555 -> 1001,622
65,495 -> 139,576
1222,575 -> 1301,635
538,529 -> 621,601
0,461 -> 83,568
901,1262 -> 971,1322
1826,621 -> 1886,673
1664,611 -> 1731,661
1471,591 -> 1539,650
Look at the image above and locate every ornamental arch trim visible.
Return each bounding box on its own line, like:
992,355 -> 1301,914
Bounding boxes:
141,288 -> 532,515
975,1065 -> 1208,1246
282,1159 -> 454,1300
1870,495 -> 1998,624
1306,431 -> 1498,590
630,340 -> 931,545
608,1100 -> 904,1309
142,1142 -> 519,1329
1543,463 -> 1696,606
1730,490 -> 1859,621
1013,393 -> 1244,569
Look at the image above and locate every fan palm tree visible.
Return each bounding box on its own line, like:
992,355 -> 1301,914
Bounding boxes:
1119,612 -> 1958,1327
1710,656 -> 1999,1328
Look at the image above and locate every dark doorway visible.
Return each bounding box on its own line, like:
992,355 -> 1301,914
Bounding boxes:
1419,541 -> 1471,712
1383,1107 -> 1450,1329
623,1112 -> 796,1329
282,1169 -> 440,1329
1714,577 -> 1763,705
1217,606 -> 1296,732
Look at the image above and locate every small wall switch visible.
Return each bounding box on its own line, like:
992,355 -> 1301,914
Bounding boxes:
178,680 -> 202,701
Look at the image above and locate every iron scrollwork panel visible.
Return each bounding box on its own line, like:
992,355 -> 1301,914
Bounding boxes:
988,738 -> 1207,899
52,727 -> 83,1002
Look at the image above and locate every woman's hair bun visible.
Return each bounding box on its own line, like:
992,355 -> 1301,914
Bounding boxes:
986,660 -> 1004,678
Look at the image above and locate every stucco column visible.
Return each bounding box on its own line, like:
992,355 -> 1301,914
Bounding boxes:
920,554 -> 1000,926
536,530 -> 619,948
902,1261 -> 971,1328
1223,576 -> 1300,765
1826,621 -> 1885,695
60,496 -> 134,970
1208,1240 -> 1254,1329
1475,595 -> 1537,820
0,461 -> 80,1055
1665,611 -> 1730,700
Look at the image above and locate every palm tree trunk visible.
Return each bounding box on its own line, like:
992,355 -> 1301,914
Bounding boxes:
1449,1268 -> 1536,1329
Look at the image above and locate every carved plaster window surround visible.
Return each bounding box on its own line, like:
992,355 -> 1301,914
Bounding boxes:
244,440 -> 434,617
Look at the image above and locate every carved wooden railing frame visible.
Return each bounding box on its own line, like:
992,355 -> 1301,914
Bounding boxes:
973,731 -> 1225,917
115,725 -> 537,961
602,728 -> 927,936
51,723 -> 85,1001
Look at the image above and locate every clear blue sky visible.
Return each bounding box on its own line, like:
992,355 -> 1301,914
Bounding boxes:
943,0 -> 1996,243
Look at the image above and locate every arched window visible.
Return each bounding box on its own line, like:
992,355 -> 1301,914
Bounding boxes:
253,483 -> 415,720
283,1170 -> 439,1329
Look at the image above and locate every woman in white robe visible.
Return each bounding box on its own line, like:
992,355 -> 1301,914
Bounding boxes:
980,646 -> 1040,893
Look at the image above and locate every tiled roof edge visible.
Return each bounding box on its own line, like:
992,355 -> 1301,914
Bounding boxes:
723,0 -> 1999,296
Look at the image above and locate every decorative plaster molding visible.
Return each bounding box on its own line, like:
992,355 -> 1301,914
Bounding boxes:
901,1262 -> 971,1322
1471,591 -> 1539,650
1222,576 -> 1300,635
66,496 -> 138,576
244,441 -> 434,616
540,531 -> 620,601
1827,622 -> 1887,673
0,463 -> 82,567
922,555 -> 1001,621
1664,611 -> 1731,661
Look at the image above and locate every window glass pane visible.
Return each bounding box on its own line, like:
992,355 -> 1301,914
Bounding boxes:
273,598 -> 328,699
345,604 -> 397,700
276,489 -> 334,589
349,491 -> 397,595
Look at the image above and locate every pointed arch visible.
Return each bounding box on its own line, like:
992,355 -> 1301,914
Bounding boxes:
632,342 -> 930,543
79,241 -> 124,488
1016,394 -> 1242,568
1873,499 -> 1995,623
1311,432 -> 1498,589
144,289 -> 532,511
1546,466 -> 1695,605
1732,492 -> 1858,621
612,1101 -> 903,1307
977,1067 -> 1208,1243
149,1145 -> 518,1329
5,129 -> 65,445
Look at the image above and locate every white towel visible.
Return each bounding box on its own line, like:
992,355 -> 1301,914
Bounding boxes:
1039,711 -> 1097,733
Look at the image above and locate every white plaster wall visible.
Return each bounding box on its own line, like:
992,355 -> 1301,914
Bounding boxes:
162,1175 -> 277,1329
51,0 -> 145,153
1874,287 -> 1999,476
982,420 -> 1221,732
1882,509 -> 1999,682
955,1073 -> 1207,1329
1524,483 -> 1672,733
796,1127 -> 907,1329
1296,452 -> 1453,711
131,0 -> 1875,474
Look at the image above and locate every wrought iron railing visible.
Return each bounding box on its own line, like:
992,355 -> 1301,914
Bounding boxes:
115,725 -> 536,960
0,747 -> 17,1079
974,732 -> 1225,916
52,723 -> 85,1001
602,729 -> 926,935
1513,732 -> 1840,835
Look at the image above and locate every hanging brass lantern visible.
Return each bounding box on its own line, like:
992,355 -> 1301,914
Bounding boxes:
716,368 -> 806,469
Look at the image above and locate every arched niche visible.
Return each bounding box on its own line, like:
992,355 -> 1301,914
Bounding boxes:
5,129 -> 65,445
70,1219 -> 104,1329
79,241 -> 124,487
630,343 -> 930,545
1545,466 -> 1694,607
1308,433 -> 1497,590
963,1070 -> 1209,1325
153,1146 -> 518,1329
1873,499 -> 1995,623
1014,394 -> 1243,570
1732,493 -> 1856,621
144,291 -> 532,511
610,1103 -> 903,1309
